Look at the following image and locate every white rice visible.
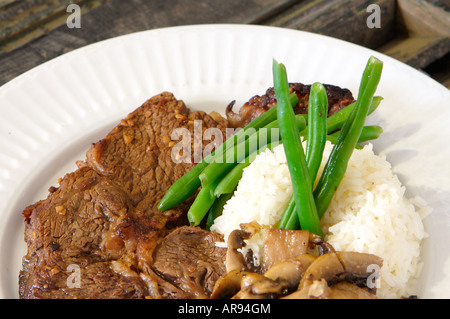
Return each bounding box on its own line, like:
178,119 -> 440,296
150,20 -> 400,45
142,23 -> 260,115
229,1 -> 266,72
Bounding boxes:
210,141 -> 430,299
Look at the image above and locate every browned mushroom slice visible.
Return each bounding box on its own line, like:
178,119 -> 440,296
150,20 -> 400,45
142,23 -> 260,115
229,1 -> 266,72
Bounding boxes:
211,271 -> 289,299
232,272 -> 289,299
299,252 -> 345,287
296,251 -> 383,297
283,278 -> 330,299
309,232 -> 336,255
262,229 -> 309,272
336,251 -> 383,291
225,229 -> 251,273
336,251 -> 383,278
264,254 -> 316,291
241,272 -> 287,295
210,270 -> 245,299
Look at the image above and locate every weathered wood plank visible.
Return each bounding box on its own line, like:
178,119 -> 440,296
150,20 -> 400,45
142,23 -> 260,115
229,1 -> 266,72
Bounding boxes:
265,0 -> 397,49
0,0 -> 448,87
383,0 -> 450,71
0,0 -> 110,54
264,0 -> 449,79
379,36 -> 450,69
395,0 -> 450,37
0,0 -> 17,8
0,0 -> 300,86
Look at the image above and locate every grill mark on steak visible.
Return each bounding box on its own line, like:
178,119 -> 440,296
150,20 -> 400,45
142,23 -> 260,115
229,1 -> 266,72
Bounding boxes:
19,92 -> 228,299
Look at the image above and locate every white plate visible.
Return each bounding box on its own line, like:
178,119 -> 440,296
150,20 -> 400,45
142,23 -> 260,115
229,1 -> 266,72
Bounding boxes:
0,24 -> 449,299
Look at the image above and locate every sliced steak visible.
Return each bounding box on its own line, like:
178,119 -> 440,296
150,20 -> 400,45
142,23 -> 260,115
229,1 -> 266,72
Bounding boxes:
226,83 -> 355,128
152,226 -> 227,298
19,92 -> 228,299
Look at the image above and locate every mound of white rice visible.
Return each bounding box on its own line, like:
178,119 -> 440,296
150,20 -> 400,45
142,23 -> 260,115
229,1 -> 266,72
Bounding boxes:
210,141 -> 430,299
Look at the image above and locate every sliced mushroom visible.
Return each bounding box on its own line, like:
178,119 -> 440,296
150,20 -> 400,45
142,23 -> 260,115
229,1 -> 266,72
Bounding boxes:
211,270 -> 288,299
262,228 -> 309,272
210,270 -> 245,299
241,272 -> 287,295
300,252 -> 345,287
285,278 -> 330,299
239,221 -> 262,236
336,251 -> 383,293
308,232 -> 336,255
296,251 -> 383,296
336,251 -> 383,278
264,254 -> 316,291
225,229 -> 250,273
232,272 -> 289,299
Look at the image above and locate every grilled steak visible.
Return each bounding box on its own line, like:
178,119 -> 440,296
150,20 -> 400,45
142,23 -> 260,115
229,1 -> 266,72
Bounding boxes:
226,83 -> 355,128
19,92 -> 228,299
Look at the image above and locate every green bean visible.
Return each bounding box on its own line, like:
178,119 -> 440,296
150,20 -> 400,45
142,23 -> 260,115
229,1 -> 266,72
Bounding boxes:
157,161 -> 207,212
199,120 -> 281,187
200,114 -> 306,188
277,196 -> 299,230
306,82 -> 328,186
328,125 -> 383,146
279,83 -> 328,231
213,115 -> 305,197
187,177 -> 222,226
279,125 -> 382,229
298,96 -> 382,142
281,124 -> 383,228
314,96 -> 382,135
229,92 -> 299,138
313,56 -> 383,218
273,59 -> 322,236
205,191 -> 235,231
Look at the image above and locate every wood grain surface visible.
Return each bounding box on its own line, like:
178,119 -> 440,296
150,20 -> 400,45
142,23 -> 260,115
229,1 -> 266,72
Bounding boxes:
0,0 -> 448,87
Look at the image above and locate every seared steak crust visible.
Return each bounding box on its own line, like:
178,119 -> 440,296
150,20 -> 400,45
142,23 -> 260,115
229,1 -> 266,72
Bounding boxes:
226,83 -> 355,128
19,92 -> 228,299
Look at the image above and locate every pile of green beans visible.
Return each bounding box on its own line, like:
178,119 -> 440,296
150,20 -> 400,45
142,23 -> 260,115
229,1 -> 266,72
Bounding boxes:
277,56 -> 383,233
277,81 -> 328,231
273,60 -> 323,236
313,56 -> 383,219
159,56 -> 384,234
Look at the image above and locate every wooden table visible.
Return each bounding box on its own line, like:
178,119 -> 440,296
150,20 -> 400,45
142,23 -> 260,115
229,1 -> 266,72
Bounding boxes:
1,0 -> 449,88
